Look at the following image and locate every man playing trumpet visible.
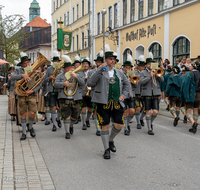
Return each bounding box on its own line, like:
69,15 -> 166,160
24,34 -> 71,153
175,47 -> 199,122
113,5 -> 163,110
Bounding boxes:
140,52 -> 164,135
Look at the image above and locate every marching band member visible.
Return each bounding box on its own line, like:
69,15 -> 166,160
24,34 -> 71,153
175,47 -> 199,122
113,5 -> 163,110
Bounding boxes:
54,55 -> 85,139
135,56 -> 146,129
122,54 -> 137,135
43,51 -> 62,131
80,57 -> 93,130
73,55 -> 82,124
87,51 -> 104,136
165,66 -> 182,126
11,52 -> 39,140
181,62 -> 200,134
140,52 -> 164,135
87,44 -> 129,159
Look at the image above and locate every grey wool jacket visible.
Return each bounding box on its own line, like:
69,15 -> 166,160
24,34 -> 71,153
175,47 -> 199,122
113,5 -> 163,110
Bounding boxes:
87,66 -> 130,104
140,69 -> 164,96
11,68 -> 42,96
135,70 -> 144,95
54,72 -> 85,101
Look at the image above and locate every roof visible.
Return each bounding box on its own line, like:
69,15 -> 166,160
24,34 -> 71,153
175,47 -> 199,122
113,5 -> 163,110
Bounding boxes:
26,16 -> 50,28
30,0 -> 40,9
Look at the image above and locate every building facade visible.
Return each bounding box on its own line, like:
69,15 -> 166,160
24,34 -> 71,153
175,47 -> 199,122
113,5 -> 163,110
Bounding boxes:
52,0 -> 200,65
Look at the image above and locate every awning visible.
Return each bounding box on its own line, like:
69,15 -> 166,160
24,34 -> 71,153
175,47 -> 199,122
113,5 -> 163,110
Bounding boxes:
0,59 -> 9,65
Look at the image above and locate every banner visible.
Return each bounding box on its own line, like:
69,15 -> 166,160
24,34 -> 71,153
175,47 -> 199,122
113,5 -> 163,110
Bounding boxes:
57,29 -> 72,51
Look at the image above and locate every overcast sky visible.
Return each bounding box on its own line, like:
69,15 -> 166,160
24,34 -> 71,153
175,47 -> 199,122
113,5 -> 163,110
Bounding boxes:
1,0 -> 51,25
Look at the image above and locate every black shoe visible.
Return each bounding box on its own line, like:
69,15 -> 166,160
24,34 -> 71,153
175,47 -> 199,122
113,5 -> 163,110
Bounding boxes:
86,120 -> 90,128
124,130 -> 130,136
103,148 -> 110,159
166,105 -> 170,111
173,117 -> 180,127
45,121 -> 50,125
12,117 -> 16,121
65,133 -> 70,139
20,133 -> 26,140
189,128 -> 193,133
96,130 -> 101,136
140,120 -> 144,126
148,130 -> 154,135
57,119 -> 62,128
192,122 -> 198,134
82,124 -> 87,130
26,124 -> 30,132
70,127 -> 74,135
127,125 -> 131,132
78,116 -> 81,122
41,117 -> 46,121
52,125 -> 57,132
74,120 -> 78,124
183,115 -> 187,123
30,128 -> 36,137
137,124 -> 141,129
109,141 -> 116,152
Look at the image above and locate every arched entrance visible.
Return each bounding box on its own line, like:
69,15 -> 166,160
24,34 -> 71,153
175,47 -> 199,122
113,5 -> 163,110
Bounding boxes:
135,45 -> 145,60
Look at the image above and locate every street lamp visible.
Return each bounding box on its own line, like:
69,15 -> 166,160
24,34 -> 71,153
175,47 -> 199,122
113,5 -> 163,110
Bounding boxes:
101,9 -> 107,61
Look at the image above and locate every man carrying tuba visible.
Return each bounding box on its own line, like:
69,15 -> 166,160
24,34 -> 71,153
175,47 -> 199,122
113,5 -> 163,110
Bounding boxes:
140,52 -> 164,135
43,51 -> 62,131
11,52 -> 38,140
54,55 -> 85,139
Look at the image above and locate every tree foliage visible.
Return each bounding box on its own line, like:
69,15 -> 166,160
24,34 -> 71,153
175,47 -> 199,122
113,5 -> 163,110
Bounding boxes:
0,7 -> 30,65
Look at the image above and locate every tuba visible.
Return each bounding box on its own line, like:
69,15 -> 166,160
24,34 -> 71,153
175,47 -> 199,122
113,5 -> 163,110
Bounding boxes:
15,53 -> 49,96
64,64 -> 85,96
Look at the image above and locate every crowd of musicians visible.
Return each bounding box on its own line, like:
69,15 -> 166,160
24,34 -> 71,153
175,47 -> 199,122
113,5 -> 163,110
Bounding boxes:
5,45 -> 200,159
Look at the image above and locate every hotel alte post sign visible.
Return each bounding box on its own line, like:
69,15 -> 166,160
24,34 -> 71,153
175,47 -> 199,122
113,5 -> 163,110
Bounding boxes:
126,24 -> 157,42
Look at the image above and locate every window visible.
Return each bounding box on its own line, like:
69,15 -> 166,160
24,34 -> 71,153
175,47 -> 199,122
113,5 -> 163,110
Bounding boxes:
64,14 -> 66,26
82,0 -> 84,16
67,11 -> 69,25
158,0 -> 164,12
138,0 -> 144,19
53,21 -> 55,33
97,13 -> 100,35
82,32 -> 84,49
60,0 -> 62,6
76,35 -> 79,50
88,0 -> 90,12
109,7 -> 112,27
114,3 -> 118,28
72,7 -> 74,22
173,0 -> 180,6
77,4 -> 79,19
130,0 -> 135,23
54,2 -> 55,11
123,0 -> 127,25
123,48 -> 132,63
72,36 -> 74,52
148,0 -> 154,16
56,19 -> 58,30
87,30 -> 90,47
149,43 -> 162,63
56,0 -> 58,8
173,37 -> 190,65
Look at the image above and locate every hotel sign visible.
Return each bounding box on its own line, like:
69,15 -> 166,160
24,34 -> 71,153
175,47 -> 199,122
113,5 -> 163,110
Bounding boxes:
126,24 -> 157,41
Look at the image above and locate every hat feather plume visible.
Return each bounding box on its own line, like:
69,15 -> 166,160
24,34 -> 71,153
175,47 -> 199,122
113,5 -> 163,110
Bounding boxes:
53,50 -> 59,57
62,55 -> 72,63
75,55 -> 80,61
148,52 -> 153,59
105,44 -> 112,52
127,54 -> 133,63
20,52 -> 27,58
138,55 -> 145,62
14,60 -> 19,64
99,50 -> 103,57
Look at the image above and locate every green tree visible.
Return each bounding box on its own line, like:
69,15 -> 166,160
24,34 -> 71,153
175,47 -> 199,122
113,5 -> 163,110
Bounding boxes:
0,6 -> 30,65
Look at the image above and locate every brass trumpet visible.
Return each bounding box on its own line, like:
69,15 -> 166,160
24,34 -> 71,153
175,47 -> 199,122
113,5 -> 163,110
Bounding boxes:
130,76 -> 140,84
155,68 -> 164,77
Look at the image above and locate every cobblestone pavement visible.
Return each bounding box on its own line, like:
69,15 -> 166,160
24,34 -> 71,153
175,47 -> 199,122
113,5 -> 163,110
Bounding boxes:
0,95 -> 55,190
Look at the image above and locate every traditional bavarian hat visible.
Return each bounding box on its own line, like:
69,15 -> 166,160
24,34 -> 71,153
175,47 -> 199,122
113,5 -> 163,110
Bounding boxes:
122,54 -> 133,67
62,55 -> 72,67
137,55 -> 146,66
146,52 -> 156,64
94,50 -> 104,63
52,50 -> 61,62
19,52 -> 31,65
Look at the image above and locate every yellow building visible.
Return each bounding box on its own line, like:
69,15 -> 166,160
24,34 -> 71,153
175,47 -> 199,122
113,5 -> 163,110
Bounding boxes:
51,0 -> 91,61
52,0 -> 200,65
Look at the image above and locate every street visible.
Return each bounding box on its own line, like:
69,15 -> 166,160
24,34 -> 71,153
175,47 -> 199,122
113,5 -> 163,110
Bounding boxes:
33,103 -> 200,190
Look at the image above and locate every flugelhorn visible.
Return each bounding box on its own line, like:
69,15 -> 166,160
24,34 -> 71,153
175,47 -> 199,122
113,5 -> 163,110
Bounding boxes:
155,68 -> 164,77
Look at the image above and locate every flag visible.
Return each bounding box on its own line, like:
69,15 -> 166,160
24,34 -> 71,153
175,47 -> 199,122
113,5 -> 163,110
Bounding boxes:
57,29 -> 72,51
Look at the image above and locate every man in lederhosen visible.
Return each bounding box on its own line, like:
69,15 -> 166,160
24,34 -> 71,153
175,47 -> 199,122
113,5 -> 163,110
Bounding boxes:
134,55 -> 146,129
43,51 -> 62,131
87,51 -> 104,136
80,57 -> 93,130
140,52 -> 164,135
54,55 -> 85,139
88,44 -> 129,159
11,52 -> 38,140
122,54 -> 137,135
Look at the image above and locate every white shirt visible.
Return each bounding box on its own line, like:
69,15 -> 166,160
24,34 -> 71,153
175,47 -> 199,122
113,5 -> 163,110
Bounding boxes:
84,70 -> 89,76
108,68 -> 114,78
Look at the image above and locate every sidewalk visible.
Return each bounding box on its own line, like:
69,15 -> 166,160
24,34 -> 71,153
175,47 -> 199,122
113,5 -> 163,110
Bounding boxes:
0,95 -> 55,190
